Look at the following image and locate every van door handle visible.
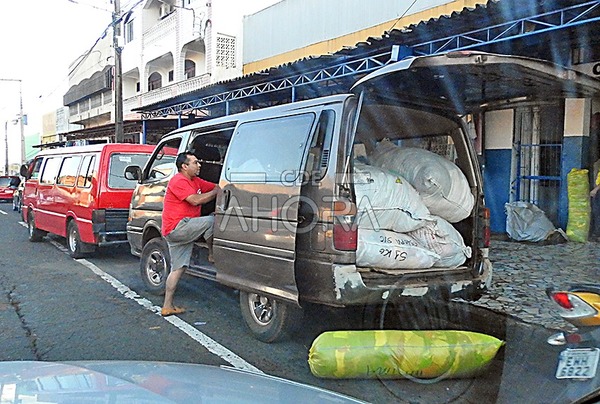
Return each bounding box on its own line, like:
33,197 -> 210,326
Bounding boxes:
218,189 -> 231,213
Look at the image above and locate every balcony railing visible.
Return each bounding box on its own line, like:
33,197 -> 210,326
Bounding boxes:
123,73 -> 212,115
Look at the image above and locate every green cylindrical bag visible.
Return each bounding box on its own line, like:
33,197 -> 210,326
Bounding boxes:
566,168 -> 591,242
308,330 -> 504,379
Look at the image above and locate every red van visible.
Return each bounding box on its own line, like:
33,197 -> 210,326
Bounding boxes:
20,143 -> 155,258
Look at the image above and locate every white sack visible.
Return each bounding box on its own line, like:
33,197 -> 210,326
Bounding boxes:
354,163 -> 431,233
371,140 -> 474,223
505,201 -> 556,242
408,216 -> 472,268
357,229 -> 440,269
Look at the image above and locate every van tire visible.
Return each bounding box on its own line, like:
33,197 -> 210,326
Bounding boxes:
140,238 -> 170,295
239,291 -> 302,343
27,211 -> 45,242
67,221 -> 87,259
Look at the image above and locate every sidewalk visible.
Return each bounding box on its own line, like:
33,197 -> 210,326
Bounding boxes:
469,239 -> 600,332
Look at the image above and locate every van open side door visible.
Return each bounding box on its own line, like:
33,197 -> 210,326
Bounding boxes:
213,113 -> 318,304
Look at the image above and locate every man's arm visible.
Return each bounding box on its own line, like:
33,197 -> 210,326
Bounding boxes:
185,185 -> 220,206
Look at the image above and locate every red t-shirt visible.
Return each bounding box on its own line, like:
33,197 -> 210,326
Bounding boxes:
161,173 -> 216,236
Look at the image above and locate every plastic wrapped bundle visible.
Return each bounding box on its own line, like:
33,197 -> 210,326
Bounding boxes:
308,330 -> 504,379
370,140 -> 474,223
408,216 -> 472,268
354,163 -> 431,233
357,229 -> 440,269
566,168 -> 591,242
505,201 -> 556,242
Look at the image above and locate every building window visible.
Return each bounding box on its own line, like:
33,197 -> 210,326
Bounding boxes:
184,59 -> 196,79
216,34 -> 236,69
168,70 -> 174,82
148,72 -> 162,91
125,19 -> 134,43
91,93 -> 102,109
136,82 -> 140,92
104,90 -> 112,104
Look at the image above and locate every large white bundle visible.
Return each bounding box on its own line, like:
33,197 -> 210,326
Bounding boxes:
354,163 -> 431,233
408,216 -> 472,268
371,140 -> 474,223
357,229 -> 440,269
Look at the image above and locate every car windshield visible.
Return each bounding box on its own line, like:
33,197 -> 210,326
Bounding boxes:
3,1 -> 600,403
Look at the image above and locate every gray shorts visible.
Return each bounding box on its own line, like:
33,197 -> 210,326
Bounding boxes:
165,215 -> 214,271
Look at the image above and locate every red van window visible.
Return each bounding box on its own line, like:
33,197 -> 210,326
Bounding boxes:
77,155 -> 96,188
40,157 -> 62,185
108,153 -> 151,189
57,156 -> 82,187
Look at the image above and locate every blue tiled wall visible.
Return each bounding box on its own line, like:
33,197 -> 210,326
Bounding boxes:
483,149 -> 512,233
560,136 -> 589,229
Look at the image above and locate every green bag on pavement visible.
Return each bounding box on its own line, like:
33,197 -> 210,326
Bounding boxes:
566,168 -> 591,242
308,330 -> 504,379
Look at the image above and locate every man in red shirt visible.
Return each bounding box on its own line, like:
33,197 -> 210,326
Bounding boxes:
161,152 -> 220,316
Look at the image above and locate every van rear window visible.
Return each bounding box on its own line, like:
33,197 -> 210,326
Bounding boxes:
108,153 -> 151,189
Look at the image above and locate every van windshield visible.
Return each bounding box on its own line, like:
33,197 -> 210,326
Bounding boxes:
108,153 -> 152,189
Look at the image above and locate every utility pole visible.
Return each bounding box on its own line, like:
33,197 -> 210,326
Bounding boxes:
18,80 -> 24,163
113,0 -> 124,142
4,121 -> 8,175
0,78 -> 25,165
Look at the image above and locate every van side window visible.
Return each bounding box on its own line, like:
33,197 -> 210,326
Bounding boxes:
30,158 -> 43,180
225,114 -> 315,183
57,156 -> 82,187
306,110 -> 335,180
77,155 -> 96,188
40,157 -> 62,185
147,137 -> 181,180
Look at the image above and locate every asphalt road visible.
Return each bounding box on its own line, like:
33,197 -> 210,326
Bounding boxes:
0,204 -> 597,403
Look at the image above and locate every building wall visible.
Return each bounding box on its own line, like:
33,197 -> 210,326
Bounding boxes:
483,109 -> 514,233
243,0 -> 487,73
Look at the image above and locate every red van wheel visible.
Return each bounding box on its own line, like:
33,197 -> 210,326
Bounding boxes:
67,221 -> 86,259
27,211 -> 45,242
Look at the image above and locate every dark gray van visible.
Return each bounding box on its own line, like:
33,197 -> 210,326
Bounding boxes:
126,51 -> 600,342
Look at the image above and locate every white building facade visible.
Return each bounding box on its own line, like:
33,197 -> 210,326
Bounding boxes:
63,0 -> 254,143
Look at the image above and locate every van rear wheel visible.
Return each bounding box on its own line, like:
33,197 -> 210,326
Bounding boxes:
140,238 -> 170,295
27,211 -> 45,242
239,291 -> 302,343
67,221 -> 88,259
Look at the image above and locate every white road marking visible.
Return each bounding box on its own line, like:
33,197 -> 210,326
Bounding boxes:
18,221 -> 262,374
0,210 -> 7,215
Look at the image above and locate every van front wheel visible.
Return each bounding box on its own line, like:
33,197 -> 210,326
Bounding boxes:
239,291 -> 302,343
140,238 -> 170,295
27,211 -> 46,242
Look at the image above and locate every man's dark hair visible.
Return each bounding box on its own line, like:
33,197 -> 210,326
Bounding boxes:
176,152 -> 195,171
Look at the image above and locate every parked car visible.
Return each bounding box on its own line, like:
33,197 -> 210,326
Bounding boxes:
125,51 -> 599,343
0,175 -> 20,202
20,143 -> 155,258
12,180 -> 23,212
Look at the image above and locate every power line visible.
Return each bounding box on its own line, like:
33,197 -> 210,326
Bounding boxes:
388,0 -> 420,32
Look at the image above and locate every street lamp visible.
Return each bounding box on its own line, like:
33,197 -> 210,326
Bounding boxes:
0,78 -> 25,165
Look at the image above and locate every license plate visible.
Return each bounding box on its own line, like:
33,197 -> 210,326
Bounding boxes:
556,348 -> 600,379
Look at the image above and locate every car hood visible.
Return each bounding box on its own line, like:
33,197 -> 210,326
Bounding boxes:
0,361 -> 365,403
351,51 -> 600,114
